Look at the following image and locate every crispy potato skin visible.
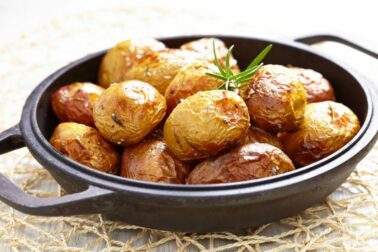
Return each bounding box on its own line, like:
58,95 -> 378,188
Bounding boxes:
290,67 -> 335,103
280,101 -> 360,166
50,122 -> 119,174
93,80 -> 166,146
121,137 -> 190,184
241,126 -> 283,150
98,38 -> 166,88
186,143 -> 295,184
124,49 -> 205,94
164,61 -> 223,113
164,90 -> 250,161
51,82 -> 104,126
242,65 -> 307,132
180,38 -> 240,73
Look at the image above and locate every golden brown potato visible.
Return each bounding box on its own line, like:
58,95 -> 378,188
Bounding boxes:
121,137 -> 190,184
290,67 -> 335,103
93,80 -> 167,146
241,126 -> 283,149
164,61 -> 223,113
98,38 -> 166,88
51,82 -> 104,126
279,101 -> 360,166
180,37 -> 240,72
187,143 -> 295,184
241,64 -> 307,132
50,122 -> 119,174
124,49 -> 206,94
164,90 -> 250,161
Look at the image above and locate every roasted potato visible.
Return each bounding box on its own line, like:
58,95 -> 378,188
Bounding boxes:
50,122 -> 119,174
290,67 -> 335,103
51,82 -> 104,126
121,137 -> 190,184
187,143 -> 295,184
164,61 -> 223,113
93,80 -> 167,146
241,126 -> 283,149
241,64 -> 307,132
279,101 -> 360,166
180,37 -> 240,72
124,49 -> 205,94
164,90 -> 250,161
98,38 -> 166,88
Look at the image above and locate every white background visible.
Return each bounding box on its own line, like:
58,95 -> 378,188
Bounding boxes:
0,0 -> 377,49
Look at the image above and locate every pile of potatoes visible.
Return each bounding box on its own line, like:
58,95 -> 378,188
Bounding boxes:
50,37 -> 361,185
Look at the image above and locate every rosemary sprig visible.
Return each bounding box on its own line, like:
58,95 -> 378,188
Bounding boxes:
206,40 -> 272,91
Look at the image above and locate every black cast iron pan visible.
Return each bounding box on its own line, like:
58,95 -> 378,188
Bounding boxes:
0,34 -> 377,232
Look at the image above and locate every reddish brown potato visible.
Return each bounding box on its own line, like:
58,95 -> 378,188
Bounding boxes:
51,82 -> 104,126
121,137 -> 190,184
280,101 -> 360,166
50,122 -> 119,174
241,126 -> 283,150
93,80 -> 166,146
98,38 -> 166,88
187,143 -> 295,184
124,49 -> 205,94
241,64 -> 307,132
180,37 -> 240,72
164,90 -> 250,161
164,61 -> 223,113
290,67 -> 335,103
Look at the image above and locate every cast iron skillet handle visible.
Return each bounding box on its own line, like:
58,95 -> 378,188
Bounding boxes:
0,124 -> 25,154
0,125 -> 114,216
294,34 -> 378,60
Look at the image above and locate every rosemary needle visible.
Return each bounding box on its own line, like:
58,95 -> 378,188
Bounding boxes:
206,40 -> 272,91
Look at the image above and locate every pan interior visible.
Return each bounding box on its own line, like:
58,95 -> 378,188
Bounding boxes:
35,36 -> 369,163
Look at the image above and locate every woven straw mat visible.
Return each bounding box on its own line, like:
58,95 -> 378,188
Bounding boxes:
0,5 -> 377,252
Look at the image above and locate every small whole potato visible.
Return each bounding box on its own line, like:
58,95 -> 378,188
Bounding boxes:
121,137 -> 190,184
279,101 -> 360,166
180,37 -> 240,72
290,67 -> 335,103
164,90 -> 250,161
98,38 -> 166,88
124,49 -> 205,94
186,143 -> 295,184
165,61 -> 223,113
50,122 -> 119,174
93,80 -> 167,146
51,82 -> 104,126
242,64 -> 307,132
241,126 -> 283,150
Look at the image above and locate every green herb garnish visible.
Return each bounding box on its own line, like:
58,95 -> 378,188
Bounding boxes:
206,40 -> 272,91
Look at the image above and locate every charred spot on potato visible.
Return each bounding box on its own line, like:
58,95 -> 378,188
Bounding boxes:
111,112 -> 125,128
145,65 -> 152,77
